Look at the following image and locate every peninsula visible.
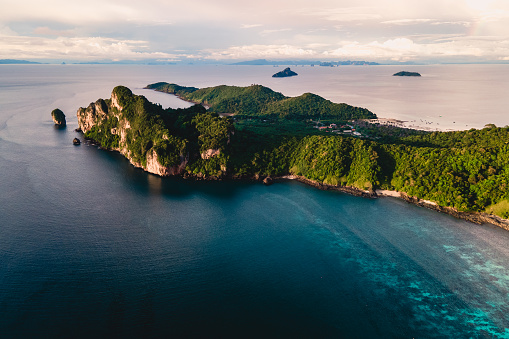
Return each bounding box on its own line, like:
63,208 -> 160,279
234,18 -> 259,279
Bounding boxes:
144,82 -> 375,120
76,84 -> 509,229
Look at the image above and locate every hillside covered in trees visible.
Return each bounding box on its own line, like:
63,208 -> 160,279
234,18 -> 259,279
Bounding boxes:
78,85 -> 509,222
144,82 -> 376,120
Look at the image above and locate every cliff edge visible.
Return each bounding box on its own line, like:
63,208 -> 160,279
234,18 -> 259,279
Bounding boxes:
77,86 -> 234,177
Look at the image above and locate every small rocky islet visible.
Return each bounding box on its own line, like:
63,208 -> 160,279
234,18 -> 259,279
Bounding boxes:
272,67 -> 298,78
51,108 -> 66,126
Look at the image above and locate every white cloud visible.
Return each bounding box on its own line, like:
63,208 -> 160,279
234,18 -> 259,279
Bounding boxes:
298,7 -> 382,22
260,28 -> 292,35
0,35 -> 180,61
204,44 -> 318,60
382,19 -> 434,25
328,36 -> 509,60
2,0 -> 509,62
202,35 -> 509,62
241,24 -> 263,29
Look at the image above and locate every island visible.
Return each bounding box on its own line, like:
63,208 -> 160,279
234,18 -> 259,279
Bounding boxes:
393,71 -> 421,77
272,67 -> 298,78
51,108 -> 66,126
76,84 -> 509,230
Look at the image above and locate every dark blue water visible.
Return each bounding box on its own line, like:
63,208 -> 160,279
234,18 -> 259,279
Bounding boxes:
1,65 -> 509,338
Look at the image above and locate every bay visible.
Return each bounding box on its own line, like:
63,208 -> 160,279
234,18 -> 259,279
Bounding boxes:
1,64 -> 509,338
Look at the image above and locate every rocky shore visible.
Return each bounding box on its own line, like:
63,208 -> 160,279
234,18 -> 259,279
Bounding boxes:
274,176 -> 509,231
169,169 -> 509,231
75,133 -> 509,232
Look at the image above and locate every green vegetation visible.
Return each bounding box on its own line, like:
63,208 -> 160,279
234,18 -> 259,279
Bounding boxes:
228,123 -> 509,216
82,85 -> 509,220
80,86 -> 233,173
51,108 -> 66,126
146,82 -> 376,120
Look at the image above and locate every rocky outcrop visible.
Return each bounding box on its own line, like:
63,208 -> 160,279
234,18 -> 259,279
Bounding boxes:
51,108 -> 66,126
272,67 -> 298,78
263,176 -> 273,185
76,87 -> 189,177
77,99 -> 109,133
201,148 -> 221,159
72,138 -> 81,145
145,149 -> 188,176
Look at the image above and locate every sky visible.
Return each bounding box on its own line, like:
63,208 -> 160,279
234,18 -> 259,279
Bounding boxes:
1,0 -> 509,63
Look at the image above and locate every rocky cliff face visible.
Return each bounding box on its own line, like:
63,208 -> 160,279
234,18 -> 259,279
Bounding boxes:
201,148 -> 221,159
77,99 -> 108,133
145,149 -> 189,176
76,87 -> 190,177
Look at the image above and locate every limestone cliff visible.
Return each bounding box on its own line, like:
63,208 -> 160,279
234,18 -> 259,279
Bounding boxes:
76,86 -> 233,177
77,87 -> 187,176
77,99 -> 108,133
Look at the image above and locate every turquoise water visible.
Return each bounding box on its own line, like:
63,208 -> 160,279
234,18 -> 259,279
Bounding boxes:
1,65 -> 509,338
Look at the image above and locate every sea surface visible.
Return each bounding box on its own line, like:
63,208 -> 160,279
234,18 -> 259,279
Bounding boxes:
1,64 -> 509,338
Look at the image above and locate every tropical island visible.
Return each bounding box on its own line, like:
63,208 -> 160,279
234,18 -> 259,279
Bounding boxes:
272,67 -> 298,78
76,84 -> 509,229
393,71 -> 421,77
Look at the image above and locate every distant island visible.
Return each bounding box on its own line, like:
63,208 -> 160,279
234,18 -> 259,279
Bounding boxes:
393,71 -> 421,77
272,67 -> 298,78
231,59 -> 380,66
0,59 -> 41,64
76,84 -> 509,230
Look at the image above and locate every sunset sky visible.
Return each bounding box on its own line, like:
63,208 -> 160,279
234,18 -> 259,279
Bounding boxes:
1,0 -> 509,63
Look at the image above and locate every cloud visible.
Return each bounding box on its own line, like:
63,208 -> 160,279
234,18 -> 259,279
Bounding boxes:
2,0 -> 509,63
298,7 -> 382,22
241,24 -> 263,29
382,19 -> 434,25
0,25 -> 18,36
204,44 -> 318,60
0,35 -> 181,61
260,28 -> 292,35
202,35 -> 509,62
33,26 -> 75,36
327,36 -> 509,61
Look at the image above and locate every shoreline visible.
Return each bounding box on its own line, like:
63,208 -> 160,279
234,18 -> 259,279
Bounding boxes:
272,175 -> 509,231
190,170 -> 509,231
82,135 -> 509,232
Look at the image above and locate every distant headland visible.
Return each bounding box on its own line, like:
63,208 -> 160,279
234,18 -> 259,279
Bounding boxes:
0,59 -> 42,64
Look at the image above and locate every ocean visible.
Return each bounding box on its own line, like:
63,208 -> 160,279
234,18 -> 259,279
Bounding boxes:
1,64 -> 509,338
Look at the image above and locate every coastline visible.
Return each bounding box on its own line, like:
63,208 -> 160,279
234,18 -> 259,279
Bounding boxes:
82,133 -> 509,231
148,88 -> 211,109
193,170 -> 509,230
273,175 -> 509,231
